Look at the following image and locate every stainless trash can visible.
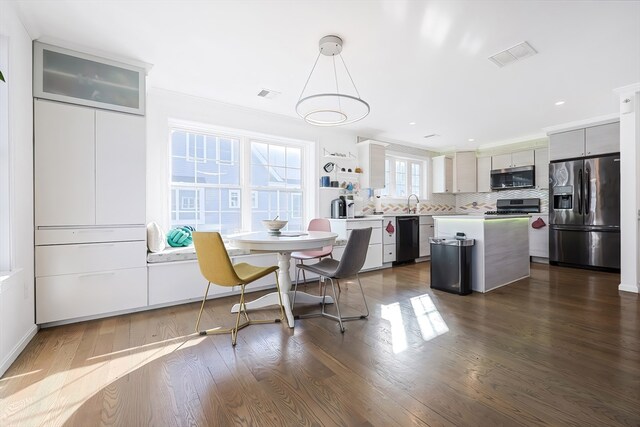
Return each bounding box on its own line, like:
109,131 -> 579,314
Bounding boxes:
429,238 -> 474,295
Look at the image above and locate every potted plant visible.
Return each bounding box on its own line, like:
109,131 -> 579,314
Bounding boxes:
0,71 -> 4,82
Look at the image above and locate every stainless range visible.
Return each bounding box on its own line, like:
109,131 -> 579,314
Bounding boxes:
484,198 -> 541,215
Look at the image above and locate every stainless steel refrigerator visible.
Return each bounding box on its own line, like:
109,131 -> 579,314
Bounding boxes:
549,153 -> 620,270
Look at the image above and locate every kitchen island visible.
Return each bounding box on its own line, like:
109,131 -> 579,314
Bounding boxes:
432,215 -> 530,293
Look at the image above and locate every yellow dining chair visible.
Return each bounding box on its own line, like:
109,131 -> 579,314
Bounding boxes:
192,232 -> 285,346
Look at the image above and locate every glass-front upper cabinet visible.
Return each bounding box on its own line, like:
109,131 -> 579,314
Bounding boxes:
34,42 -> 146,115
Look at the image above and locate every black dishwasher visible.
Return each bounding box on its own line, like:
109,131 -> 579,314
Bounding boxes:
395,216 -> 419,264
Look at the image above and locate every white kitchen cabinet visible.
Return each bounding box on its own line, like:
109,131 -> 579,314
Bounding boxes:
95,110 -> 146,225
529,214 -> 549,259
534,148 -> 549,190
549,128 -> 585,160
419,216 -> 434,258
492,150 -> 534,169
36,267 -> 147,324
549,122 -> 619,161
357,140 -> 387,189
35,99 -> 146,227
34,99 -> 147,326
432,155 -> 453,193
382,216 -> 396,263
453,151 -> 477,193
585,122 -> 619,156
35,100 -> 96,226
329,219 -> 383,270
477,156 -> 492,192
34,42 -> 146,115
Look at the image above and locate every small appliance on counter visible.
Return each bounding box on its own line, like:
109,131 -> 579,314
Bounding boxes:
331,197 -> 346,219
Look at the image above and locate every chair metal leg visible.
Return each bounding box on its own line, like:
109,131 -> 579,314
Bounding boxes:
317,277 -> 344,332
198,274 -> 285,346
195,281 -> 212,334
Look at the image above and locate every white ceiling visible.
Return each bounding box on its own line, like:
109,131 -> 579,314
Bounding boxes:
15,0 -> 640,150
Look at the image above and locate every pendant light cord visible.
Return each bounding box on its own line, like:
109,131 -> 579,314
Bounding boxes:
297,50 -> 322,101
339,53 -> 362,99
332,54 -> 342,111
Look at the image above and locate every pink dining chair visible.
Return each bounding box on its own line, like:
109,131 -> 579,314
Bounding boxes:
291,218 -> 335,292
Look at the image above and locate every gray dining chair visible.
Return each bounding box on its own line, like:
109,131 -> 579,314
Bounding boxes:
292,227 -> 372,332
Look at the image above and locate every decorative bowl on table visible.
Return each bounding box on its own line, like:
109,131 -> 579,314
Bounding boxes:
261,219 -> 288,235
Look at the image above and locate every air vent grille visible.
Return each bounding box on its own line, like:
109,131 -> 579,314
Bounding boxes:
489,41 -> 537,67
257,88 -> 281,99
423,134 -> 440,139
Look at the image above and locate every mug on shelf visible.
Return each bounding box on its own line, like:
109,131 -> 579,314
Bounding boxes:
320,176 -> 330,187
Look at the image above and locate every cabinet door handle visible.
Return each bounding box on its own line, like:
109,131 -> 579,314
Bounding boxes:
78,271 -> 116,279
79,243 -> 116,249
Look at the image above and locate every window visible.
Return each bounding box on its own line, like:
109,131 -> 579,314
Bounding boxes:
170,130 -> 241,234
383,153 -> 427,199
170,126 -> 308,234
250,141 -> 303,231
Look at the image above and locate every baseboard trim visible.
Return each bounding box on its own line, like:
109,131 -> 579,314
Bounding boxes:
0,324 -> 38,378
618,283 -> 639,294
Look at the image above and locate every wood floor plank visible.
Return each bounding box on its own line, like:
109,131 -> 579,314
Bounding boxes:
2,262 -> 639,427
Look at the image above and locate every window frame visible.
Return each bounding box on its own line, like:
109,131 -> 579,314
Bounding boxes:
168,119 -> 314,234
382,151 -> 429,200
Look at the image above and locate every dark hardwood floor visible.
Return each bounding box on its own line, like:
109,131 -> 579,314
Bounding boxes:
1,262 -> 638,426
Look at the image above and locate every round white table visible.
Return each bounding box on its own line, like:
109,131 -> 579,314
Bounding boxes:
228,230 -> 338,328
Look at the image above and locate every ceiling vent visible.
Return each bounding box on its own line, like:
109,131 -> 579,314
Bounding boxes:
489,41 -> 537,67
257,88 -> 281,99
423,134 -> 440,139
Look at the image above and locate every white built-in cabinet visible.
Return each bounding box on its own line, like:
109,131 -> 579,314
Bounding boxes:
492,150 -> 534,169
357,140 -> 387,189
476,156 -> 492,192
34,99 -> 147,325
329,219 -> 383,270
534,148 -> 549,189
529,214 -> 549,259
549,121 -> 619,161
432,155 -> 453,193
35,100 -> 145,226
452,151 -> 477,193
418,216 -> 434,258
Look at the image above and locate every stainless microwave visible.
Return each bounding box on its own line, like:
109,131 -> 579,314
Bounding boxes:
490,166 -> 535,190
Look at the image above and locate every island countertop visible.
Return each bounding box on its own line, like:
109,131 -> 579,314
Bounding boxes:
432,215 -> 531,220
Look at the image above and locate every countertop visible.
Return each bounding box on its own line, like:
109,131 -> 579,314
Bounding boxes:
433,214 -> 531,220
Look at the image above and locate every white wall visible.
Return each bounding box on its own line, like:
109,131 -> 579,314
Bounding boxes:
0,1 -> 37,376
616,83 -> 640,293
146,88 -> 359,230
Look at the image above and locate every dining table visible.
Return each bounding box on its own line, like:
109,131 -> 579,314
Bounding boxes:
227,230 -> 338,328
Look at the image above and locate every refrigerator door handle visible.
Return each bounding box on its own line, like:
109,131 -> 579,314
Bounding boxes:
585,169 -> 591,213
578,169 -> 583,215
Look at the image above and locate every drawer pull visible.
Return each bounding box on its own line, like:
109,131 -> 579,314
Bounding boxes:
78,271 -> 116,279
79,243 -> 116,249
78,229 -> 115,233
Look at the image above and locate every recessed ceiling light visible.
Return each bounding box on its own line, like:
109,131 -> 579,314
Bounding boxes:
468,138 -> 475,142
409,122 -> 416,125
555,100 -> 565,106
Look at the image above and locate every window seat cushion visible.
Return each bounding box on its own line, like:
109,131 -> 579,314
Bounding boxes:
147,245 -> 250,263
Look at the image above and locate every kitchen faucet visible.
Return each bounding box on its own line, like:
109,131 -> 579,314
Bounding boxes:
407,194 -> 420,214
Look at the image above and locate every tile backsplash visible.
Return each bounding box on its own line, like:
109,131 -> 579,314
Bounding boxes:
361,190 -> 548,215
456,189 -> 549,213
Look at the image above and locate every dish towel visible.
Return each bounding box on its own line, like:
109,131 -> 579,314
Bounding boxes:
531,217 -> 546,229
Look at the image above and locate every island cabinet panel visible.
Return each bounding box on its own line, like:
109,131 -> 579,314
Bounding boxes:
433,216 -> 530,293
529,214 -> 549,259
